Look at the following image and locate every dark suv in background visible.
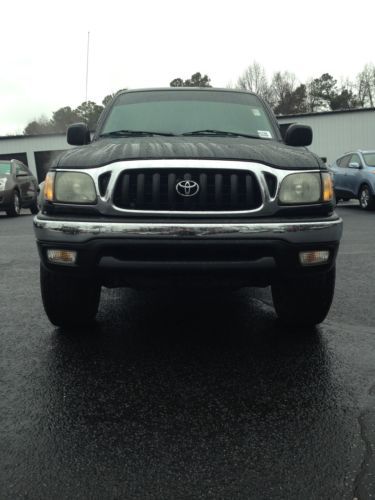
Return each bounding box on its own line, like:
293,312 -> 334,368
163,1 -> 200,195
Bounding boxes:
34,88 -> 342,329
0,159 -> 39,216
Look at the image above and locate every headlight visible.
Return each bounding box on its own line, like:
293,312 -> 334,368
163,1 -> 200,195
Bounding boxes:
54,172 -> 97,204
0,178 -> 7,191
279,173 -> 322,204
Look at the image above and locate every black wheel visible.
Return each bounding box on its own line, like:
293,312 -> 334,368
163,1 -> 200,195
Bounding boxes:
29,200 -> 39,214
271,267 -> 336,327
40,265 -> 101,327
359,185 -> 375,210
6,191 -> 21,217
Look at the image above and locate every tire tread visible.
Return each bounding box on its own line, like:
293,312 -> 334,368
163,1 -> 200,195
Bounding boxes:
40,265 -> 101,327
271,267 -> 335,327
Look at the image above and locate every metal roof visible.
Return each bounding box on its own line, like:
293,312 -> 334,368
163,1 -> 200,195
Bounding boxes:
276,107 -> 375,120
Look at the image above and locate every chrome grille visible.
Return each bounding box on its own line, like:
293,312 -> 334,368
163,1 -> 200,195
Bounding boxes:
113,168 -> 262,212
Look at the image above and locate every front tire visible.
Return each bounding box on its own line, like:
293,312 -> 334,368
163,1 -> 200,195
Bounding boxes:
271,267 -> 335,327
359,185 -> 375,210
6,191 -> 21,217
40,265 -> 101,327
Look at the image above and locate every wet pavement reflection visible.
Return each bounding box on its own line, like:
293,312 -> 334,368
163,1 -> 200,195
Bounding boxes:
1,211 -> 375,499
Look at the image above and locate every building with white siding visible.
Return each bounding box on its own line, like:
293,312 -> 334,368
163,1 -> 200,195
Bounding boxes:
278,108 -> 375,164
1,107 -> 375,181
0,134 -> 73,181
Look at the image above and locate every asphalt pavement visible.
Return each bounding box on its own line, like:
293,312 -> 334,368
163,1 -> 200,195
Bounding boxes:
1,203 -> 375,499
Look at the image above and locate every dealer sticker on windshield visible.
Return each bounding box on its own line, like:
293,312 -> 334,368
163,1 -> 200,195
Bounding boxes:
258,130 -> 272,139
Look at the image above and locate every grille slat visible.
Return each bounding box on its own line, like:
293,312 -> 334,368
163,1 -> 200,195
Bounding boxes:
152,173 -> 160,209
199,173 -> 207,209
120,173 -> 130,205
114,168 -> 262,212
136,173 -> 145,208
168,173 -> 177,210
215,174 -> 223,209
230,174 -> 238,208
245,174 -> 253,207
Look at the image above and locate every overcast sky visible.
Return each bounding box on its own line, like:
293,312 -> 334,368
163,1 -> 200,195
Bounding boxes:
1,0 -> 374,135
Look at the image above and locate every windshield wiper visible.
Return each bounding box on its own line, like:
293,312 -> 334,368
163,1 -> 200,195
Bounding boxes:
181,129 -> 262,139
100,130 -> 176,137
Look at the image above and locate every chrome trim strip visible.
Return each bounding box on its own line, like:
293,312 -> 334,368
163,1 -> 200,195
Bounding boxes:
34,216 -> 343,244
52,160 -> 323,217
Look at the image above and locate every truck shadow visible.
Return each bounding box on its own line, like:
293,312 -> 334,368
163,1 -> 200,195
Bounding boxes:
42,287 -> 351,497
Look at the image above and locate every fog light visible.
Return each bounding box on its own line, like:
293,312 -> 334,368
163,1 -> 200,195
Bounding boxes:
299,250 -> 330,266
47,249 -> 77,265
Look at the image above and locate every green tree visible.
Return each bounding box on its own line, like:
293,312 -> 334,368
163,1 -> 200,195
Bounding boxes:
24,92 -> 122,135
330,88 -> 358,110
102,94 -> 116,106
51,106 -> 81,133
186,72 -> 211,87
274,84 -> 308,115
271,71 -> 296,105
75,101 -> 104,130
169,78 -> 184,87
307,73 -> 338,110
306,73 -> 358,111
23,116 -> 54,135
170,72 -> 211,87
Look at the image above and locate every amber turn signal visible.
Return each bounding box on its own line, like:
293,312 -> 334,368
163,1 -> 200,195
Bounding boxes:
322,173 -> 334,202
44,172 -> 55,201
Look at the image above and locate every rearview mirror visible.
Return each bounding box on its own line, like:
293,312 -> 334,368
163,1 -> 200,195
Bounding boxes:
284,124 -> 313,147
67,123 -> 91,146
348,162 -> 360,169
16,171 -> 28,177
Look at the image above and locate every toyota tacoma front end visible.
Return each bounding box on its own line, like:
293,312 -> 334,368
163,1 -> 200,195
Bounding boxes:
34,88 -> 342,328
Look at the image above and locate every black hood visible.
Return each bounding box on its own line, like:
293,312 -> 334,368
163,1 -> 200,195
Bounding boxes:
54,136 -> 322,170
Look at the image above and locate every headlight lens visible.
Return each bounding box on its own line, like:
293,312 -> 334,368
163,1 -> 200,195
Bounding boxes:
55,172 -> 96,203
279,173 -> 321,204
0,178 -> 7,191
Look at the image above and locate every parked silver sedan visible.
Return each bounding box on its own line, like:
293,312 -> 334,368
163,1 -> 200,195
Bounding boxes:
0,159 -> 39,216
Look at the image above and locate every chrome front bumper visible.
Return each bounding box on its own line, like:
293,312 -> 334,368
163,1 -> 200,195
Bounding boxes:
34,216 -> 343,245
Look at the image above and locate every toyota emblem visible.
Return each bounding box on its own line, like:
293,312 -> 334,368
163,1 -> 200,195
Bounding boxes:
176,180 -> 200,197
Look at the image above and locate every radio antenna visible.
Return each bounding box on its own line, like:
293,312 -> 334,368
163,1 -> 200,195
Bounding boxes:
85,31 -> 90,103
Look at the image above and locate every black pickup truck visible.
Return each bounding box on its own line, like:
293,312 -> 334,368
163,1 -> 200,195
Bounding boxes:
34,88 -> 342,328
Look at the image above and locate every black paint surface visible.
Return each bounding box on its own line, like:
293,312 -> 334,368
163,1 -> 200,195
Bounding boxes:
55,136 -> 321,170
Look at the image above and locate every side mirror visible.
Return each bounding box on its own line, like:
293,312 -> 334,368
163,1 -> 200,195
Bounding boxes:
67,123 -> 91,146
348,162 -> 361,169
284,124 -> 313,147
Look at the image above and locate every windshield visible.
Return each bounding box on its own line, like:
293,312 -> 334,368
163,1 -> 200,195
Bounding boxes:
100,90 -> 276,139
363,153 -> 375,167
0,162 -> 11,174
